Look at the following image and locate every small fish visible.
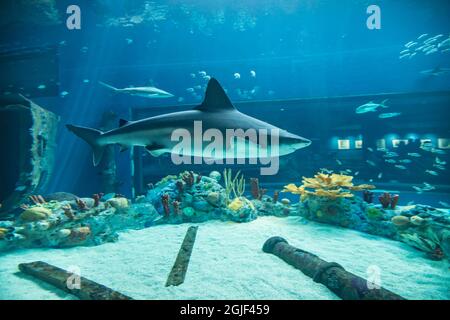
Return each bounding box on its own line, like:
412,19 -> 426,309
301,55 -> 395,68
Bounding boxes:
383,151 -> 398,158
409,52 -> 417,59
377,173 -> 383,179
435,157 -> 446,165
418,33 -> 428,40
442,48 -> 450,53
425,170 -> 438,176
425,48 -> 438,55
424,38 -> 438,45
431,148 -> 446,155
385,159 -> 397,164
186,88 -> 194,93
400,49 -> 410,55
250,70 -> 256,78
336,159 -> 342,165
407,153 -> 421,157
395,165 -> 407,170
354,171 -> 360,176
399,53 -> 411,59
233,72 -> 241,79
412,186 -> 423,193
405,41 -> 417,48
60,91 -> 69,97
366,160 -> 376,167
177,97 -> 184,103
80,46 -> 88,53
422,182 -> 435,191
438,201 -> 450,208
420,67 -> 450,76
356,99 -> 389,114
399,159 -> 412,164
320,168 -> 333,174
125,38 -> 133,44
83,79 -> 90,83
378,112 -> 401,119
438,38 -> 450,48
194,85 -> 202,90
433,164 -> 445,171
198,71 -> 207,77
203,75 -> 211,81
367,147 -> 374,152
37,84 -> 46,90
190,73 -> 196,78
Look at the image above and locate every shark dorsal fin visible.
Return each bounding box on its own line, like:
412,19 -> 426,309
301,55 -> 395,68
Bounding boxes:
196,78 -> 236,112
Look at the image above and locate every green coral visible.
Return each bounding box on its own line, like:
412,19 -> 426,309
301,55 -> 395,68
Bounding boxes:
366,207 -> 384,220
223,169 -> 246,205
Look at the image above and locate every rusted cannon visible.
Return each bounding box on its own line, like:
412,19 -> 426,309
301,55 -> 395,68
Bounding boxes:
263,236 -> 405,300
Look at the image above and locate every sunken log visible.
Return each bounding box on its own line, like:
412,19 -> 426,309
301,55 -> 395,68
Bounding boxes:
0,94 -> 58,216
262,236 -> 405,300
19,261 -> 132,300
166,226 -> 198,286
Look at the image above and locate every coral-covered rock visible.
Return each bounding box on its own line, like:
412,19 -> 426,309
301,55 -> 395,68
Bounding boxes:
20,207 -> 52,221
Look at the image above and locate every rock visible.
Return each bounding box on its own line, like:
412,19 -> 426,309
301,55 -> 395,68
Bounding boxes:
20,207 -> 52,222
182,207 -> 195,217
410,215 -> 425,226
192,200 -> 212,212
45,192 -> 78,202
391,215 -> 410,226
209,171 -> 221,182
56,229 -> 71,239
80,198 -> 95,208
206,192 -> 220,206
106,197 -> 129,209
281,198 -> 291,206
35,221 -> 51,231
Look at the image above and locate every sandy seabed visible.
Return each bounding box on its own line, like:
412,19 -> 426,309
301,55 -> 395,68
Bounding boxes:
0,216 -> 449,300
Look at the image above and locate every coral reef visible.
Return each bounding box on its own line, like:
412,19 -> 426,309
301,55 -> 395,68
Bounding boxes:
1,170 -> 448,263
379,192 -> 399,209
283,172 -> 375,201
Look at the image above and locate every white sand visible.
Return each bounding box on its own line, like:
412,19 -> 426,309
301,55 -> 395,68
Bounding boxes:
0,216 -> 449,300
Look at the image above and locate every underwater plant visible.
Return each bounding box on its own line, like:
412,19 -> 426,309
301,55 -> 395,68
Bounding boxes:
283,172 -> 375,201
223,169 -> 246,204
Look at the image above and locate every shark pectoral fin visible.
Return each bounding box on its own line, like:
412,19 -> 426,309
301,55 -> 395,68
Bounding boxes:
145,144 -> 166,157
119,119 -> 130,127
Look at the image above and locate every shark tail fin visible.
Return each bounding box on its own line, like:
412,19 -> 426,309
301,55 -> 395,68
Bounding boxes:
99,81 -> 119,91
381,99 -> 389,108
66,124 -> 106,166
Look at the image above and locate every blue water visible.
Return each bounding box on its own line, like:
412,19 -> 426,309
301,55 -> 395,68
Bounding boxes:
1,0 -> 449,206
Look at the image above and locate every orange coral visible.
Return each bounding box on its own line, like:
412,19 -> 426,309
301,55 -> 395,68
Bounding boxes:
283,171 -> 375,201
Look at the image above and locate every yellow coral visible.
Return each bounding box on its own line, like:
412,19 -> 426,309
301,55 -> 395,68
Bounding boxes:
283,171 -> 375,201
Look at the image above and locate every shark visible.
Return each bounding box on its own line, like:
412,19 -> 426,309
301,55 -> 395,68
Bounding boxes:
355,99 -> 389,114
99,81 -> 174,98
67,78 -> 311,166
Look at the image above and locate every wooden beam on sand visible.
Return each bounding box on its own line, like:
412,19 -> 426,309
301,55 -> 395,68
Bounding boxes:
166,226 -> 198,287
18,261 -> 132,300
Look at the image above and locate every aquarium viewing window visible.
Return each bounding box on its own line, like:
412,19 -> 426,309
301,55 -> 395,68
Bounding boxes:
355,140 -> 363,149
392,139 -> 409,148
337,139 -> 351,150
438,138 -> 450,149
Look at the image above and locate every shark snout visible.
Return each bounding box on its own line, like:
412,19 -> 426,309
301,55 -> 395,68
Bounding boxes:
294,137 -> 312,149
283,134 -> 311,151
